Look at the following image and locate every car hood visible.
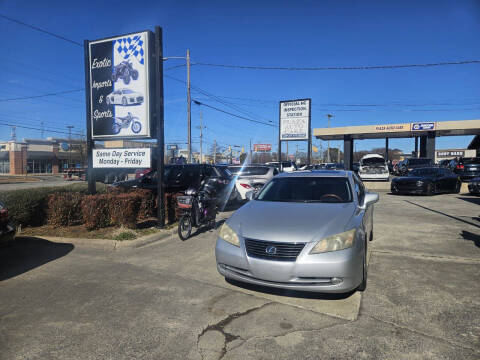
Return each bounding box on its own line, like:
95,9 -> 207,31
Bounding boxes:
228,200 -> 357,243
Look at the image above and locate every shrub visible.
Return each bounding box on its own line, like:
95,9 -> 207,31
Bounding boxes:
47,192 -> 84,227
82,194 -> 110,230
131,189 -> 156,220
108,193 -> 141,229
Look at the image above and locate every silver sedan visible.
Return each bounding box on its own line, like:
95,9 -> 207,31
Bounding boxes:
215,170 -> 379,293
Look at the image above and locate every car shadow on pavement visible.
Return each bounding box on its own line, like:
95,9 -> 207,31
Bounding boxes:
225,278 -> 356,300
404,200 -> 480,229
0,237 -> 74,281
457,196 -> 480,206
460,230 -> 480,248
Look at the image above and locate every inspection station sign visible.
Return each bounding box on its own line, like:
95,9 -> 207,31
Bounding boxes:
92,148 -> 151,168
88,31 -> 152,139
411,122 -> 436,131
280,99 -> 311,141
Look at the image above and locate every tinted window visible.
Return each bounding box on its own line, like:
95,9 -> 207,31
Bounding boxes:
257,177 -> 352,203
214,166 -> 232,178
409,158 -> 432,166
461,157 -> 480,164
409,168 -> 439,176
229,166 -> 270,176
353,174 -> 365,204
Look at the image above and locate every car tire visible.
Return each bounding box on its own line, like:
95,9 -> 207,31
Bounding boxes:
122,97 -> 127,106
391,184 -> 399,195
426,183 -> 435,196
357,238 -> 367,292
455,182 -> 461,194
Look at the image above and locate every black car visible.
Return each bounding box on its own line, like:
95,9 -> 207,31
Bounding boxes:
450,157 -> 480,181
467,177 -> 480,195
391,167 -> 461,195
112,164 -> 234,200
398,158 -> 433,175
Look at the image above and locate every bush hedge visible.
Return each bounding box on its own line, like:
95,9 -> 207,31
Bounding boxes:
47,192 -> 83,227
0,183 -> 178,230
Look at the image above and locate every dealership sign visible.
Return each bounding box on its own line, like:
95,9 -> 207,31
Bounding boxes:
88,31 -> 152,139
93,148 -> 151,168
411,122 -> 436,131
437,150 -> 464,158
280,99 -> 311,141
253,144 -> 272,152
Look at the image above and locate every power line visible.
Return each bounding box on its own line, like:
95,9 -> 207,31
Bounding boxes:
192,59 -> 480,71
0,122 -> 83,136
192,99 -> 276,127
0,13 -> 83,47
0,89 -> 84,102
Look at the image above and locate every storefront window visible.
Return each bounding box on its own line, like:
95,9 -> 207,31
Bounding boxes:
27,160 -> 53,174
0,160 -> 9,174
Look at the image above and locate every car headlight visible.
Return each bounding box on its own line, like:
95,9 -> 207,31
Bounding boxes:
310,229 -> 356,254
416,181 -> 424,187
219,223 -> 240,247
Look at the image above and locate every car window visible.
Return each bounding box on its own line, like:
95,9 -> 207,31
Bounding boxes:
257,177 -> 352,203
461,157 -> 480,164
352,174 -> 365,204
204,166 -> 216,177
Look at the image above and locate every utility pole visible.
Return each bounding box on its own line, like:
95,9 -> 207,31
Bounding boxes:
296,143 -> 299,161
10,126 -> 16,141
337,144 -> 341,163
196,109 -> 205,163
249,138 -> 252,164
326,114 -> 334,162
186,49 -> 191,163
286,141 -> 289,162
67,125 -> 74,168
213,140 -> 217,164
40,121 -> 44,139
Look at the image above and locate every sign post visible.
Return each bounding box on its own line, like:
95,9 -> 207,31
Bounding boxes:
278,99 -> 312,167
84,27 -> 164,226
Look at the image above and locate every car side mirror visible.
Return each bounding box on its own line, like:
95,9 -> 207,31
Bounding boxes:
359,191 -> 379,209
246,190 -> 255,201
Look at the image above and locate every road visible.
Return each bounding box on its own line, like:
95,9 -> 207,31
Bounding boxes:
1,191 -> 479,359
0,176 -> 84,191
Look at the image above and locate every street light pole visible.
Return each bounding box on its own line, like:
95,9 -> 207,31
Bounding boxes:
186,49 -> 191,163
326,114 -> 334,162
196,109 -> 205,163
67,125 -> 74,168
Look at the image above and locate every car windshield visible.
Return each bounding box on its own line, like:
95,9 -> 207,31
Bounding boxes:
361,157 -> 385,165
409,158 -> 432,165
461,157 -> 480,164
256,177 -> 352,203
214,166 -> 232,178
408,168 -> 439,177
122,89 -> 133,94
229,166 -> 270,176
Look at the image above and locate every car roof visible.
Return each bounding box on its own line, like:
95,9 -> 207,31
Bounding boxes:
276,170 -> 350,178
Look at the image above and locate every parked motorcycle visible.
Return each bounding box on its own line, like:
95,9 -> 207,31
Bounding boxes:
177,182 -> 217,240
0,202 -> 15,243
111,60 -> 139,85
112,112 -> 142,134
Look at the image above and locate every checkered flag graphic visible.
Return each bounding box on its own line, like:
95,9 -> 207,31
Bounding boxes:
116,35 -> 144,65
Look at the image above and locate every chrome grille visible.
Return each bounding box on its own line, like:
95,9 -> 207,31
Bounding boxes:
245,238 -> 305,262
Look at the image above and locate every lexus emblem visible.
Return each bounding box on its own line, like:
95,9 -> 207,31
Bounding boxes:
265,245 -> 277,255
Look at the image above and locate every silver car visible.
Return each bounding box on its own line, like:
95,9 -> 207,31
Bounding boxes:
215,171 -> 379,293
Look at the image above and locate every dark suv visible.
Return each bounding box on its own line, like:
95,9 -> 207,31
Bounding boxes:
450,157 -> 480,181
398,158 -> 433,175
112,164 -> 234,200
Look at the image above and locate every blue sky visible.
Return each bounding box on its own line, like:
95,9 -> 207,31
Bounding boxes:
1,0 -> 480,155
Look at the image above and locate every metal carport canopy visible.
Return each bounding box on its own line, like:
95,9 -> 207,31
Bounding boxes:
313,119 -> 480,140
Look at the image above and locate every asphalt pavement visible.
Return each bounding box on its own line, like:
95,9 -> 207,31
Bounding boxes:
1,191 -> 479,359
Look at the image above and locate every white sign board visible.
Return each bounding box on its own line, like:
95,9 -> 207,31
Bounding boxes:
93,148 -> 151,168
89,31 -> 152,139
280,99 -> 311,141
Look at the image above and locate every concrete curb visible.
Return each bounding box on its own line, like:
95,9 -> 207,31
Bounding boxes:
15,229 -> 175,250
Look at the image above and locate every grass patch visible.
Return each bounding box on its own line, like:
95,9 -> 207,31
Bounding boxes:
112,231 -> 137,241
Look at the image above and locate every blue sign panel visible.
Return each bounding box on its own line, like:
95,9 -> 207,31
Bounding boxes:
411,122 -> 436,131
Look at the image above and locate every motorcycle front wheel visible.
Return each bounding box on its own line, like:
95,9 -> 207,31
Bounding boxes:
178,215 -> 192,240
131,121 -> 142,133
